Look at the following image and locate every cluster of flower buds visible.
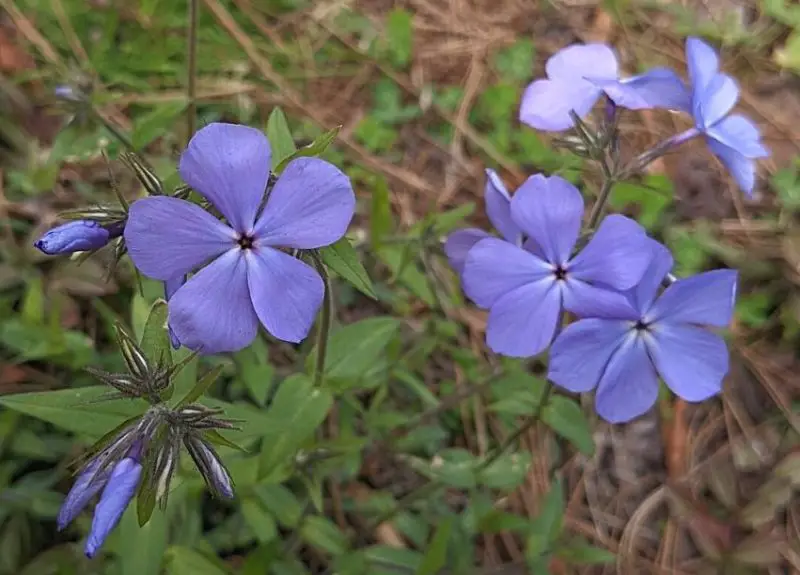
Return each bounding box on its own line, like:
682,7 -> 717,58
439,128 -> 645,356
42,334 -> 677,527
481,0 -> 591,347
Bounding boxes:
57,324 -> 236,558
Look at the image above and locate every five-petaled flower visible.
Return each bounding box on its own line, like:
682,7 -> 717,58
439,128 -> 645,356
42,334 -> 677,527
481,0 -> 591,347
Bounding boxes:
519,43 -> 689,132
548,240 -> 737,423
57,442 -> 143,558
679,37 -> 770,196
457,173 -> 653,358
125,122 -> 356,354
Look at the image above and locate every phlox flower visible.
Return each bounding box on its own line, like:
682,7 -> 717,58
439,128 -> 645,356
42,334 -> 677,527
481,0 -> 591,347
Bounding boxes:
57,443 -> 143,558
35,220 -> 121,255
519,43 -> 689,132
548,241 -> 737,423
458,174 -> 653,358
445,169 -> 521,273
125,123 -> 355,354
680,37 -> 770,196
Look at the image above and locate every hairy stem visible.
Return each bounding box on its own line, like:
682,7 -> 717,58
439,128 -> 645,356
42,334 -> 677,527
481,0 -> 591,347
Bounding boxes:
186,0 -> 199,143
311,251 -> 333,388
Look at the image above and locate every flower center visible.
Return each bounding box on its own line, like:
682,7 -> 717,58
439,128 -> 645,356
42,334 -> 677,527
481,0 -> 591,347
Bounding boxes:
554,266 -> 567,281
237,234 -> 255,250
634,320 -> 650,332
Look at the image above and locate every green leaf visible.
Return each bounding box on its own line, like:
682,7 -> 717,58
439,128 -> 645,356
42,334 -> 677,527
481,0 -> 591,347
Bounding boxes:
139,299 -> 171,366
0,387 -> 147,438
410,449 -> 476,489
300,516 -> 349,556
275,126 -> 341,172
415,517 -> 454,575
526,478 -> 564,561
176,365 -> 224,407
492,39 -> 535,82
307,317 -> 401,381
478,451 -> 533,489
377,245 -> 435,305
119,500 -> 168,575
258,374 -> 333,474
266,107 -> 297,170
370,176 -> 392,250
21,275 -> 44,325
165,547 -> 230,575
319,238 -> 377,300
241,496 -> 278,544
131,101 -> 187,150
609,175 -> 673,231
234,339 -> 275,407
556,539 -> 615,565
542,396 -> 594,456
385,8 -> 413,68
136,461 -> 158,526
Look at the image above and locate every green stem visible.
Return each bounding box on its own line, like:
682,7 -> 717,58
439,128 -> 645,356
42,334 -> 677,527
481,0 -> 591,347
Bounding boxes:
186,0 -> 198,143
311,251 -> 333,388
585,166 -> 617,230
92,110 -> 135,151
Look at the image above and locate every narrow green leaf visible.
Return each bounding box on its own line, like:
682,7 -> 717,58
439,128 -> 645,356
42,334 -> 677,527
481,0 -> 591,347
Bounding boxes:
139,299 -> 171,366
377,245 -> 435,305
136,464 -> 158,527
300,516 -> 349,556
165,547 -> 230,575
131,102 -> 187,150
258,375 -> 333,474
370,177 -> 392,250
241,497 -> 278,544
385,8 -> 413,68
0,387 -> 147,438
275,126 -> 341,172
176,365 -> 224,407
319,238 -> 377,300
266,107 -> 297,170
415,517 -> 454,575
21,276 -> 45,325
526,478 -> 564,561
234,338 -> 275,406
307,317 -> 400,380
541,396 -> 594,456
201,429 -> 249,453
556,539 -> 615,565
119,501 -> 168,575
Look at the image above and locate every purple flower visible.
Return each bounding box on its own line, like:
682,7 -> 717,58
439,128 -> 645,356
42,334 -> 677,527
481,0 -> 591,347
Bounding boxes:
85,456 -> 142,558
445,169 -> 521,273
124,123 -> 356,354
682,37 -> 769,196
519,44 -> 689,132
57,442 -> 143,559
460,174 -> 653,358
548,241 -> 737,423
34,220 -> 116,255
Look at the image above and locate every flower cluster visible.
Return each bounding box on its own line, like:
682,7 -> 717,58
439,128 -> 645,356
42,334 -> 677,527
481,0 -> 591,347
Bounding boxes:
56,325 -> 235,557
447,36 -> 753,423
520,37 -> 769,196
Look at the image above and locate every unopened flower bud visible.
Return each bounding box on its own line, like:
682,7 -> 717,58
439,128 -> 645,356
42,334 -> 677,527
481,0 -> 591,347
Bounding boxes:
184,435 -> 234,499
34,220 -> 116,255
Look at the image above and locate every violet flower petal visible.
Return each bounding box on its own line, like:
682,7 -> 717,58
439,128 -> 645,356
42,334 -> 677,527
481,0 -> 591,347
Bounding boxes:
628,240 -> 674,315
246,247 -> 324,344
34,220 -> 110,255
568,214 -> 651,290
546,43 -> 619,81
57,461 -> 108,531
519,78 -> 603,132
510,174 -> 583,266
253,157 -> 355,249
164,276 -> 186,350
705,114 -> 770,158
485,279 -> 561,358
595,335 -> 659,423
686,37 -> 720,97
84,458 -> 142,558
591,67 -> 691,112
646,269 -> 738,327
484,169 -> 520,244
125,196 -> 235,281
562,279 -> 639,320
444,228 -> 490,274
178,123 -> 271,233
646,323 -> 728,401
696,73 -> 739,129
461,237 -> 550,309
168,249 -> 259,354
706,139 -> 756,196
548,318 -> 631,393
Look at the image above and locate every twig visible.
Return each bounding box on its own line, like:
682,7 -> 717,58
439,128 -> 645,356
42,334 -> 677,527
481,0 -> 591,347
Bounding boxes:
186,0 -> 199,143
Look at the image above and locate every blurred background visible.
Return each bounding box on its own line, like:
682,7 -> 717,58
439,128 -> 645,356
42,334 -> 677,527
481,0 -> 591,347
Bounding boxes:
1,0 -> 799,573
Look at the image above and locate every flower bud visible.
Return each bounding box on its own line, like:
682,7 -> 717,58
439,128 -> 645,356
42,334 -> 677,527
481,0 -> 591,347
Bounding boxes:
184,435 -> 234,499
34,220 -> 113,255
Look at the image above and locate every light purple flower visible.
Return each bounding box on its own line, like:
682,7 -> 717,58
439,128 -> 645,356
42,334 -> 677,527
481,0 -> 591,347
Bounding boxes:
445,169 -> 521,273
548,241 -> 737,423
34,220 -> 116,255
124,123 -> 356,354
682,37 -> 769,196
519,44 -> 690,132
84,456 -> 142,558
460,174 -> 653,358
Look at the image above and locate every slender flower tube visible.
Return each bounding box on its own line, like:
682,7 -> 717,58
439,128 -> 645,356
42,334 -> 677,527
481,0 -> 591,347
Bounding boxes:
34,220 -> 120,255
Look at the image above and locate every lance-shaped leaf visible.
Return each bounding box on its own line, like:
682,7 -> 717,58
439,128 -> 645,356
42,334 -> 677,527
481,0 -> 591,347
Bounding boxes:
275,126 -> 341,173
